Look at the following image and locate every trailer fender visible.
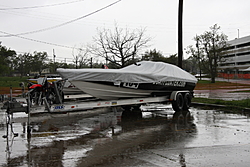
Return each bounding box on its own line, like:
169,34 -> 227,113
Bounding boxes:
170,91 -> 191,112
170,91 -> 190,101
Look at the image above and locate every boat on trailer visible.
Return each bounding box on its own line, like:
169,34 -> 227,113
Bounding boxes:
57,61 -> 197,101
2,61 -> 197,114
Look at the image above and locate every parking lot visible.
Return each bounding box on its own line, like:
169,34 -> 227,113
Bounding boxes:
1,104 -> 250,167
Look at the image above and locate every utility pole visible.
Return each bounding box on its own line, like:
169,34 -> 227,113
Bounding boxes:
53,49 -> 56,73
178,0 -> 183,68
196,35 -> 202,80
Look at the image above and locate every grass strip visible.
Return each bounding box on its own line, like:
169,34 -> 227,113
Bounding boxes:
0,76 -> 29,87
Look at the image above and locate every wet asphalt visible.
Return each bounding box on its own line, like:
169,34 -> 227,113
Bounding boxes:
0,104 -> 250,167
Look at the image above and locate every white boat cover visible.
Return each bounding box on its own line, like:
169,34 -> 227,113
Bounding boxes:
57,61 -> 197,84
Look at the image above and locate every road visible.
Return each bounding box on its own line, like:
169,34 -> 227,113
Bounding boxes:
0,105 -> 250,167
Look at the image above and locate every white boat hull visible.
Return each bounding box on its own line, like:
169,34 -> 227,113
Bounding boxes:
71,81 -> 152,100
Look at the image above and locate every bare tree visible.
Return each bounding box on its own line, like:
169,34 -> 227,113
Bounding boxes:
89,25 -> 151,68
72,46 -> 91,68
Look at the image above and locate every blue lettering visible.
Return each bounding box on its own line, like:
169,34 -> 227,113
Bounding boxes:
54,105 -> 65,110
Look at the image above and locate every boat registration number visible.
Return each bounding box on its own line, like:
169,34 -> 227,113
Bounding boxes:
123,82 -> 139,89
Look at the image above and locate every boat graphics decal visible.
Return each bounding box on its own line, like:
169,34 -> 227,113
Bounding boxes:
122,82 -> 139,89
153,81 -> 186,87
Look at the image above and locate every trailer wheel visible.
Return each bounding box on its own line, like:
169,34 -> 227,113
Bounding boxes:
183,92 -> 192,110
172,93 -> 184,112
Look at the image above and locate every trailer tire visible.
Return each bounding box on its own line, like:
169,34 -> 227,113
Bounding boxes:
183,92 -> 192,110
172,93 -> 184,112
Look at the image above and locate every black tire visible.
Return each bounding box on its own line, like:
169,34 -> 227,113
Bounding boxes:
183,92 -> 192,110
172,93 -> 184,112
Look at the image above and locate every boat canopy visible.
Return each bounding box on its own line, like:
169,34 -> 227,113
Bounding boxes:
57,61 -> 197,84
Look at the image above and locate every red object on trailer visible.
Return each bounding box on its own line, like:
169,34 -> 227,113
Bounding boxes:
29,84 -> 42,89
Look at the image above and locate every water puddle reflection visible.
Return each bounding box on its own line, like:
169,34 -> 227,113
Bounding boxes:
0,106 -> 210,166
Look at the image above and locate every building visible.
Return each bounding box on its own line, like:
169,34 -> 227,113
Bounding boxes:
218,35 -> 250,79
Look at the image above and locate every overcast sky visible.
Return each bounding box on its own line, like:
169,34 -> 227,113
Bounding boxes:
1,0 -> 250,64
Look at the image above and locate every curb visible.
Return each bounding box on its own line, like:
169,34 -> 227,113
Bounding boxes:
191,102 -> 227,108
191,102 -> 250,113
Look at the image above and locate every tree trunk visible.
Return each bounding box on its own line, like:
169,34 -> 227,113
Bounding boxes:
211,76 -> 215,83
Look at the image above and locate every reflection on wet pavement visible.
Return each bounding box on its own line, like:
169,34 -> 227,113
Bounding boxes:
0,105 -> 250,167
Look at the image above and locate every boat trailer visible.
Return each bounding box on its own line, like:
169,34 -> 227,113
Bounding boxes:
1,80 -> 193,136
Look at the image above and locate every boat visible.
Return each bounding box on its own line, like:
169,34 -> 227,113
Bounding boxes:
56,61 -> 197,100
